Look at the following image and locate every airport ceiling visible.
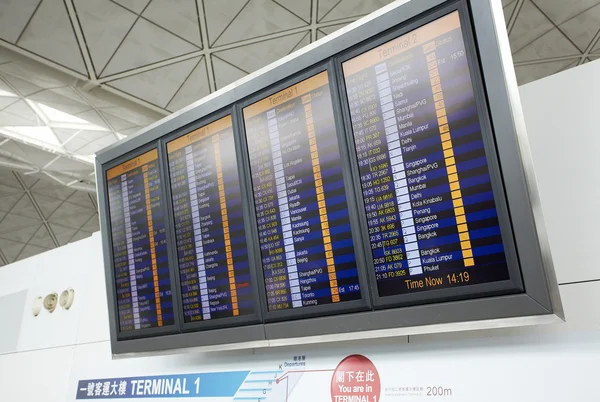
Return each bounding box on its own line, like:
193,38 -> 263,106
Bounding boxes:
0,0 -> 599,265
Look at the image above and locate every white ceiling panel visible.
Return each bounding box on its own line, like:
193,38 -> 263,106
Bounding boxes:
504,1 -> 517,22
0,213 -> 40,235
508,0 -> 554,53
30,193 -> 64,219
513,28 -> 581,62
212,56 -> 247,90
167,58 -> 210,112
101,18 -> 199,77
73,0 -> 138,74
273,0 -> 311,22
28,225 -> 56,249
74,110 -> 111,130
0,0 -> 41,44
143,0 -> 202,46
320,0 -> 394,23
107,56 -> 200,107
213,0 -> 308,46
8,196 -> 39,220
0,223 -> 40,244
43,156 -> 94,174
80,215 -> 100,233
1,100 -> 41,125
100,107 -> 156,128
49,201 -> 96,229
0,97 -> 19,111
0,172 -> 23,190
95,111 -> 134,131
560,3 -> 600,52
1,73 -> 45,97
49,222 -> 78,246
318,0 -> 339,22
515,59 -> 578,85
317,23 -> 348,39
69,229 -> 93,243
28,90 -> 91,115
30,179 -> 76,200
203,0 -> 248,46
17,244 -> 49,260
214,31 -> 309,74
533,0 -> 600,25
0,193 -> 25,212
113,0 -> 151,15
66,191 -> 95,210
17,0 -> 86,74
0,238 -> 25,263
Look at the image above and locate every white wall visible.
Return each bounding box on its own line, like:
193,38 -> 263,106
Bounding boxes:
1,60 -> 599,402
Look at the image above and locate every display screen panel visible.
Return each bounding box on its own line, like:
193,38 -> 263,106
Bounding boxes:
342,11 -> 511,297
243,71 -> 361,312
167,115 -> 254,323
106,149 -> 174,332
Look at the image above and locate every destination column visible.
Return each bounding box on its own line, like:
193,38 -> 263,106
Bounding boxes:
108,180 -> 133,330
185,146 -> 211,320
374,62 -> 423,276
268,109 -> 302,308
121,173 -> 140,329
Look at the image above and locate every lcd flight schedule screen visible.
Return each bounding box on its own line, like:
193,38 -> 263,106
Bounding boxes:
167,115 -> 254,323
342,12 -> 510,297
106,149 -> 174,332
243,72 -> 361,311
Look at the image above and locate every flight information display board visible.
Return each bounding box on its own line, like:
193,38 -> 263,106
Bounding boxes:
243,72 -> 361,312
167,115 -> 254,323
106,149 -> 174,332
342,11 -> 510,297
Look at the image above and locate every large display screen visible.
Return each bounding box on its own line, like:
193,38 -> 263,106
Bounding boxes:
167,115 -> 254,323
342,12 -> 510,297
243,72 -> 361,312
106,149 -> 174,332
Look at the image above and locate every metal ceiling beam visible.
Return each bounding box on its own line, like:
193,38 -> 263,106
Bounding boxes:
197,0 -> 216,93
64,0 -> 98,81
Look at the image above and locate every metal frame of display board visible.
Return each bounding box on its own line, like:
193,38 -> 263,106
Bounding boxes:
95,0 -> 564,356
98,142 -> 182,341
158,107 -> 265,333
334,1 -> 524,308
234,62 -> 373,323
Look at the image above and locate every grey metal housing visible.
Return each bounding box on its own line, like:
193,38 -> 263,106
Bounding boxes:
95,0 -> 563,356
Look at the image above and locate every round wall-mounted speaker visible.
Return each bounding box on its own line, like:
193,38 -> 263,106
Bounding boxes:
43,293 -> 58,313
59,288 -> 75,310
32,296 -> 43,317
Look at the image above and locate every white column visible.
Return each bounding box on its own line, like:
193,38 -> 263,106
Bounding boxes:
375,63 -> 423,275
267,109 -> 302,308
121,174 -> 140,329
185,146 -> 211,320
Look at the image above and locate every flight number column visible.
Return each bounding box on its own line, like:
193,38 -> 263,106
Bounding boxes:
185,146 -> 211,320
142,166 -> 162,327
268,109 -> 301,308
375,62 -> 423,275
423,42 -> 474,268
212,134 -> 239,316
302,95 -> 339,303
121,173 -> 140,329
